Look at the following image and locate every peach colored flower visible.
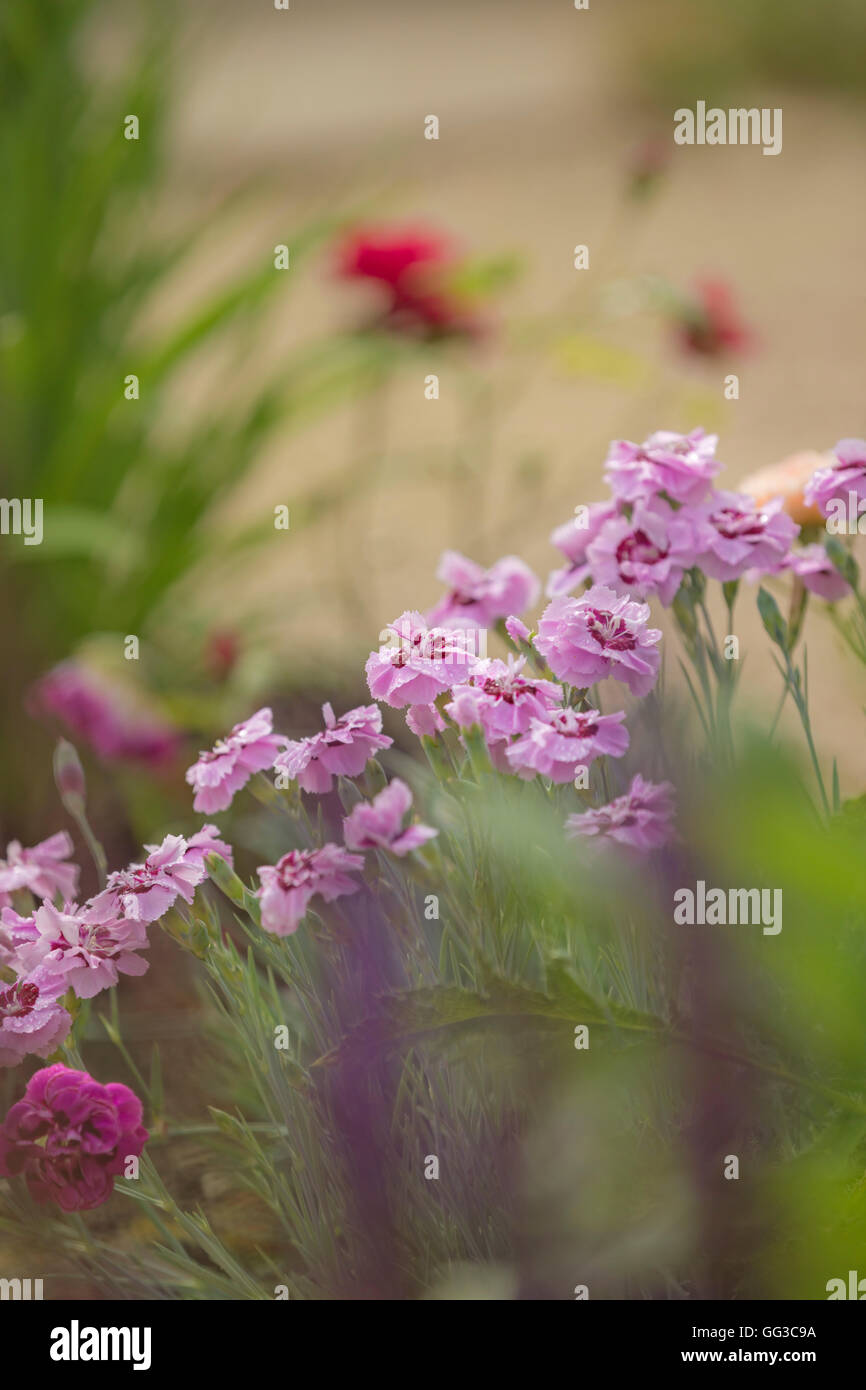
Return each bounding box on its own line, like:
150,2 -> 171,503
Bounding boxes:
738,451 -> 832,528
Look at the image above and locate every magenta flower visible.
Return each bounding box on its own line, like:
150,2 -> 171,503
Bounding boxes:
0,831 -> 79,903
506,708 -> 628,783
427,551 -> 540,628
803,438 -> 866,518
586,497 -> 706,605
0,965 -> 71,1068
273,703 -> 392,794
30,662 -> 181,767
445,657 -> 563,742
694,491 -> 799,582
546,502 -> 619,598
406,703 -> 447,738
185,708 -> 286,813
604,429 -> 721,505
784,545 -> 851,602
534,585 -> 662,696
565,774 -> 676,853
365,611 -> 477,708
88,834 -> 206,925
343,779 -> 438,856
12,901 -> 149,1000
256,844 -> 363,937
0,1064 -> 148,1210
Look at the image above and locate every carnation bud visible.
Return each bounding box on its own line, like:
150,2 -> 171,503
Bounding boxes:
205,851 -> 246,908
53,739 -> 86,812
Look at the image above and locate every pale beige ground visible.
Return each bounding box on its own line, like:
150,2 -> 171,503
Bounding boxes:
148,0 -> 866,785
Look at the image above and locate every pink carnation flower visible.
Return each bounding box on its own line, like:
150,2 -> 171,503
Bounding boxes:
0,831 -> 79,903
273,703 -> 392,794
586,497 -> 706,605
694,491 -> 799,582
546,501 -> 619,598
256,844 -> 363,936
365,611 -> 477,708
504,614 -> 531,645
406,703 -> 447,738
182,824 -> 234,870
784,544 -> 851,602
0,965 -> 71,1068
445,656 -> 563,741
565,774 -> 676,853
506,708 -> 628,783
88,833 -> 207,925
11,901 -> 150,1000
604,429 -> 721,505
0,1064 -> 148,1210
803,438 -> 866,518
30,662 -> 181,767
185,708 -> 286,813
427,551 -> 540,628
534,585 -> 662,696
343,779 -> 438,856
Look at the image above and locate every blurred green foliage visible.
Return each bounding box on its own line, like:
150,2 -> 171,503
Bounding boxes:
0,0 -> 399,835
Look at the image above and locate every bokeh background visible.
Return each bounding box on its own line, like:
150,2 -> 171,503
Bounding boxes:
2,0 -> 866,852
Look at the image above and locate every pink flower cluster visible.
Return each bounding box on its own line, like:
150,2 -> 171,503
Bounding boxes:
0,826 -> 231,1065
545,428 -> 814,608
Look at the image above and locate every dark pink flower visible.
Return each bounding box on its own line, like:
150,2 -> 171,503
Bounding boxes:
603,429 -> 720,506
256,845 -> 363,936
0,1064 -> 148,1210
12,901 -> 149,1000
784,545 -> 851,602
803,438 -> 866,519
565,774 -> 676,852
343,779 -> 438,856
185,708 -> 286,814
427,551 -> 540,628
273,703 -> 392,794
694,490 -> 799,582
365,611 -> 477,708
88,834 -> 206,925
0,831 -> 79,903
30,662 -> 181,767
546,502 -> 619,597
506,708 -> 628,783
675,279 -> 752,358
0,965 -> 71,1067
445,656 -> 562,742
534,585 -> 662,696
586,497 -> 707,605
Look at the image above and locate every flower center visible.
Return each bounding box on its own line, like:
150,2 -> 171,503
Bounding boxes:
275,850 -> 316,890
585,609 -> 636,651
552,710 -> 598,738
615,528 -> 668,568
0,981 -> 39,1017
713,507 -> 766,539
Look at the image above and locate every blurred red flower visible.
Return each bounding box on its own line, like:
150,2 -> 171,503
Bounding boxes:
336,226 -> 480,339
676,278 -> 752,357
